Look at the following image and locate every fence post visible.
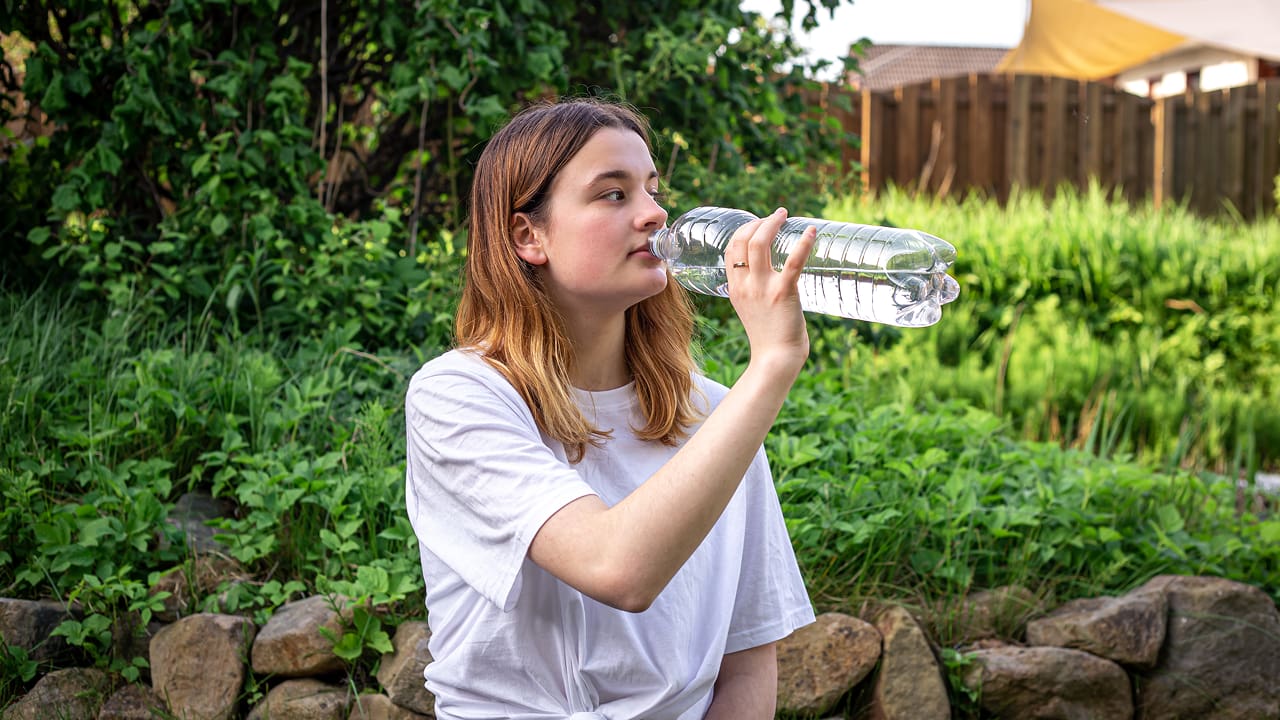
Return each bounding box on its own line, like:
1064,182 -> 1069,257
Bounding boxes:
1153,94 -> 1177,211
860,87 -> 885,194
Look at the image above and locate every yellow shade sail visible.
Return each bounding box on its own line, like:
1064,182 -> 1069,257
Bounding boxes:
998,0 -> 1189,79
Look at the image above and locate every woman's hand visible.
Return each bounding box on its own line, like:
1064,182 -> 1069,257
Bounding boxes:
724,207 -> 817,383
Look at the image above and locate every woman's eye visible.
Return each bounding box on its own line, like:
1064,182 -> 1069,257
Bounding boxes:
603,190 -> 624,201
649,190 -> 667,204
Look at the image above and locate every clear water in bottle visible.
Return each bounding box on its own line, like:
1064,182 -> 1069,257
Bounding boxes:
649,206 -> 960,327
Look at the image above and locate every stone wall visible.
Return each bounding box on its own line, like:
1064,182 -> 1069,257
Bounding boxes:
2,575 -> 1278,719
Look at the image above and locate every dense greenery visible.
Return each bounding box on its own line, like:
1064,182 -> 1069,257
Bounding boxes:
4,188 -> 1278,710
2,0 -> 855,350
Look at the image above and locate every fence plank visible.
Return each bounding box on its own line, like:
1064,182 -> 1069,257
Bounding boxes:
1119,89 -> 1146,199
937,77 -> 959,196
968,74 -> 995,195
1044,77 -> 1070,188
1008,75 -> 1033,189
1260,79 -> 1280,217
896,83 -> 921,185
1083,82 -> 1105,187
1224,87 -> 1248,215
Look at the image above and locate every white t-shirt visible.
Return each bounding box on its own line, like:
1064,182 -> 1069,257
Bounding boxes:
404,349 -> 814,720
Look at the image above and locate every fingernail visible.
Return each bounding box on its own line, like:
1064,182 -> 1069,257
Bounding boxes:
774,207 -> 785,215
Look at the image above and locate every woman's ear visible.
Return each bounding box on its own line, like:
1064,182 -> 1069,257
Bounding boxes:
511,212 -> 547,266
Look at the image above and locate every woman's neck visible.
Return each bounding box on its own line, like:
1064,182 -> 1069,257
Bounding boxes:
565,313 -> 630,391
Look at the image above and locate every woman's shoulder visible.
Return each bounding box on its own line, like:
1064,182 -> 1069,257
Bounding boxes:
413,347 -> 486,377
409,348 -> 514,398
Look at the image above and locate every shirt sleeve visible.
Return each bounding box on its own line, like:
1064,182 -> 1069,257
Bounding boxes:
404,357 -> 597,612
722,451 -> 817,653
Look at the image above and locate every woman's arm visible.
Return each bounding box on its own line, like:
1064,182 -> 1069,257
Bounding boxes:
528,210 -> 817,612
705,643 -> 779,720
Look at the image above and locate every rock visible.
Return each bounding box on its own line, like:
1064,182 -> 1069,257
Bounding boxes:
938,585 -> 1042,644
865,605 -> 950,720
0,667 -> 110,720
961,644 -> 1133,719
251,595 -> 350,677
150,613 -> 256,720
1026,587 -> 1166,668
0,598 -> 79,665
776,612 -> 881,716
375,622 -> 435,716
349,693 -> 433,719
1133,575 -> 1280,720
97,683 -> 168,719
246,678 -> 350,720
165,492 -> 237,554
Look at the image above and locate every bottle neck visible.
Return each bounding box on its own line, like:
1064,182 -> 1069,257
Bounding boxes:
648,226 -> 680,262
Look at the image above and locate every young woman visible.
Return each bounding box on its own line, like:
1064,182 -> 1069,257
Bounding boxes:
404,97 -> 818,719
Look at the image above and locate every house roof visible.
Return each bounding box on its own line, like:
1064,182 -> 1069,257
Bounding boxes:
848,44 -> 1011,91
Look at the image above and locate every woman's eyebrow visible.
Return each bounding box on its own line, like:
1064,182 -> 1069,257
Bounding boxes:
586,169 -> 660,186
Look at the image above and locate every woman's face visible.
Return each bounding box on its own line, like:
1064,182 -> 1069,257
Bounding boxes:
514,127 -> 669,322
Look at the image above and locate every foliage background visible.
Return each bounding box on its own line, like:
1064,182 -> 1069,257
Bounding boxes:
2,0 -> 856,350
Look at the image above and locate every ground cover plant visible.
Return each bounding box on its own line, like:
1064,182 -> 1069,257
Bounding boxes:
3,189 -> 1278,711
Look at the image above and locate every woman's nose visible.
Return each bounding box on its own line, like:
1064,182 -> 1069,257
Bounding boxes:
639,194 -> 668,229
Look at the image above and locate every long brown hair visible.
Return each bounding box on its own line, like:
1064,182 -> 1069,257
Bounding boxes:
455,98 -> 700,462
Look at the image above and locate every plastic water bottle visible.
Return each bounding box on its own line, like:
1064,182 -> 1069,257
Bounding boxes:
648,206 -> 960,327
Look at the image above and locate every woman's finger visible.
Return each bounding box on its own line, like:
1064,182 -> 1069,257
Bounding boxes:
746,208 -> 787,274
779,225 -> 817,281
725,217 -> 762,272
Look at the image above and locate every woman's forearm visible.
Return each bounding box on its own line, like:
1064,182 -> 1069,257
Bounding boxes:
529,356 -> 801,611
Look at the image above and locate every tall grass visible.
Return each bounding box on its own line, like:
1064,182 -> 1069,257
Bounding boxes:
825,183 -> 1280,474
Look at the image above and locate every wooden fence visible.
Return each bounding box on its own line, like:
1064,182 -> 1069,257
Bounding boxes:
833,74 -> 1280,218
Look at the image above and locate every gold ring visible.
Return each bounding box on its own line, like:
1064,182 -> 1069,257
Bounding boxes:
731,261 -> 748,269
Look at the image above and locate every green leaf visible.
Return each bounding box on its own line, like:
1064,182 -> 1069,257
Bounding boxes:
51,184 -> 81,213
41,73 -> 68,113
78,517 -> 116,547
210,214 -> 231,237
332,632 -> 362,661
1258,519 -> 1280,544
27,227 -> 51,245
191,152 -> 212,177
1154,504 -> 1185,534
64,69 -> 91,96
